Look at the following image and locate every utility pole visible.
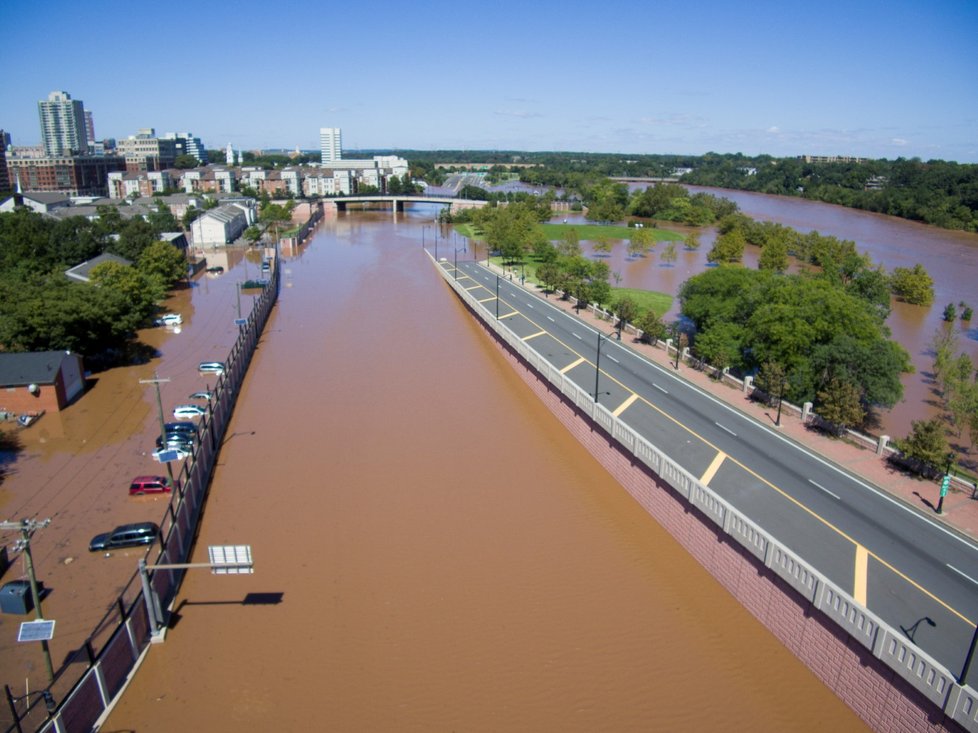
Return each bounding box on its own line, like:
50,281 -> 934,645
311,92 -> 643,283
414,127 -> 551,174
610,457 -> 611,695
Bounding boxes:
1,519 -> 54,683
139,375 -> 175,487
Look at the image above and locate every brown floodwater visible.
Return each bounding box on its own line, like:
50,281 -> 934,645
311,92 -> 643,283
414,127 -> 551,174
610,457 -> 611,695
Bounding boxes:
104,210 -> 866,731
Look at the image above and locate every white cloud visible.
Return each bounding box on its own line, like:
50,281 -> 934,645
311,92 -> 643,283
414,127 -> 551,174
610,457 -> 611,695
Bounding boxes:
891,137 -> 909,146
494,109 -> 543,119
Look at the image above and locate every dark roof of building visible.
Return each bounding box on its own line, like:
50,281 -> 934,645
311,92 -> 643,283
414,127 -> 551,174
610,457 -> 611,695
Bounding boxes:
0,351 -> 80,386
64,252 -> 133,282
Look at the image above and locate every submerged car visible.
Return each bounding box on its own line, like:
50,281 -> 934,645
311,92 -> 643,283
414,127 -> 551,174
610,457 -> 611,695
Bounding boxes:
198,361 -> 225,374
154,313 -> 182,326
188,391 -> 213,401
128,476 -> 172,496
173,404 -> 206,419
89,522 -> 160,552
152,446 -> 191,462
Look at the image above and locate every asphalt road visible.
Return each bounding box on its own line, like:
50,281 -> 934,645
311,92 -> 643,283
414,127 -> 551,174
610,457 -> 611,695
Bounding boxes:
449,259 -> 978,683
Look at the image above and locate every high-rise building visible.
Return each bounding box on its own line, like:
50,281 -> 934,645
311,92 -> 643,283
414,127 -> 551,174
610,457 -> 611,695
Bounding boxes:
84,111 -> 95,149
38,91 -> 89,156
162,132 -> 208,164
0,129 -> 10,192
320,127 -> 342,164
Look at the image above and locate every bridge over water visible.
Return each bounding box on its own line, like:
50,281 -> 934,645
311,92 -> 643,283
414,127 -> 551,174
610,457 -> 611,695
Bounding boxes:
322,194 -> 487,216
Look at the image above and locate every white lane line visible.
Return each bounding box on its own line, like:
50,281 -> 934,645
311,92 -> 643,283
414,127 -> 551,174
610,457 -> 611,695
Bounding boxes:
715,422 -> 737,437
527,304 -> 535,309
547,316 -> 555,323
608,356 -> 620,364
808,480 -> 840,500
947,564 -> 978,587
653,384 -> 668,394
572,332 -> 582,340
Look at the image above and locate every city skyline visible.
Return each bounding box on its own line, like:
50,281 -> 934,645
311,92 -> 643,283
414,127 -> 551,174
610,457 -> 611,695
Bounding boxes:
2,0 -> 976,163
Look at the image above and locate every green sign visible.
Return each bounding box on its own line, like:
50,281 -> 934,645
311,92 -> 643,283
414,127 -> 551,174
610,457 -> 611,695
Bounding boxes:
940,475 -> 951,497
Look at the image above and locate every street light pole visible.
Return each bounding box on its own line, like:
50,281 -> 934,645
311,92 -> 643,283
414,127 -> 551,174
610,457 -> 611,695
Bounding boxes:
594,332 -> 608,403
775,374 -> 786,427
140,375 -> 175,487
1,519 -> 54,683
495,275 -> 500,319
936,453 -> 954,514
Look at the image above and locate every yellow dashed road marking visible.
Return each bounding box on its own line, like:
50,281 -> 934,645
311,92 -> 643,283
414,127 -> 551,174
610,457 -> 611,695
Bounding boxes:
854,545 -> 869,606
560,357 -> 585,374
699,452 -> 727,486
613,393 -> 639,417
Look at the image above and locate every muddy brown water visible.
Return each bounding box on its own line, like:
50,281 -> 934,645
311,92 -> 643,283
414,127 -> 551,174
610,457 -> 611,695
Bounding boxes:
95,211 -> 866,731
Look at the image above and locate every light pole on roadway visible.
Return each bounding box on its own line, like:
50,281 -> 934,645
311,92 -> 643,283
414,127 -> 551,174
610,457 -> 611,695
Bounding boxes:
594,332 -> 611,403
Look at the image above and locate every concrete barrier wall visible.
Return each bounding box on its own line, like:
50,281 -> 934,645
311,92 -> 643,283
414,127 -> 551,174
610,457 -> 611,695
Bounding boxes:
437,260 -> 976,733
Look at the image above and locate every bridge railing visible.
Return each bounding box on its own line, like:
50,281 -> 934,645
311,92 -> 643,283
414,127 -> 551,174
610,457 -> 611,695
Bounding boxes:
434,256 -> 978,733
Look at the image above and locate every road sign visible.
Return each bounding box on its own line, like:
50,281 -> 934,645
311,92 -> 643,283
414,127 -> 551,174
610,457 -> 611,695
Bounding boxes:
153,449 -> 181,463
234,318 -> 247,326
18,619 -> 55,643
208,545 -> 253,574
941,475 -> 951,497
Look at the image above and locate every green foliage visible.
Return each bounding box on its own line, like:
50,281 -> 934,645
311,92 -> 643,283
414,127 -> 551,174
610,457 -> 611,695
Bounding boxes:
174,154 -> 199,169
679,267 -> 911,414
636,309 -> 667,344
693,322 -> 744,376
963,306 -> 974,321
707,229 -> 746,264
816,378 -> 866,432
611,295 -> 640,337
758,235 -> 788,272
474,203 -> 546,262
889,263 -> 935,305
755,361 -> 788,406
660,242 -> 678,265
895,419 -> 951,473
137,240 -> 186,290
147,200 -> 179,235
943,303 -> 957,321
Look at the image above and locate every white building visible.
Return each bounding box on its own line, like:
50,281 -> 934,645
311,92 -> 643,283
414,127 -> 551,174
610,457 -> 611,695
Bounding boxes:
320,127 -> 342,164
38,91 -> 88,156
190,203 -> 255,247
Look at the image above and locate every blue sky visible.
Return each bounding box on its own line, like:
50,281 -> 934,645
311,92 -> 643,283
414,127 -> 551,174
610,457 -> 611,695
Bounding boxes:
2,0 -> 976,161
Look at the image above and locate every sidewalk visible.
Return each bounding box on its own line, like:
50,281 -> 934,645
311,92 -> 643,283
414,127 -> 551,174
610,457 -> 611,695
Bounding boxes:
500,267 -> 978,544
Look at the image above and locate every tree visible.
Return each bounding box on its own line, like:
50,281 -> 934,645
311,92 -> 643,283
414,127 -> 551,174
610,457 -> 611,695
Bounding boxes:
896,418 -> 951,474
137,240 -> 186,291
943,303 -> 957,321
628,228 -> 654,258
611,295 -> 640,338
660,241 -> 677,265
890,263 -> 934,305
636,310 -> 667,344
244,226 -> 263,246
591,235 -> 612,257
707,229 -> 746,264
109,218 -> 158,261
756,361 -> 788,407
556,227 -> 581,257
816,377 -> 866,433
260,202 -> 293,244
684,231 -> 701,251
693,322 -> 744,377
147,200 -> 179,235
758,236 -> 788,272
174,154 -> 199,169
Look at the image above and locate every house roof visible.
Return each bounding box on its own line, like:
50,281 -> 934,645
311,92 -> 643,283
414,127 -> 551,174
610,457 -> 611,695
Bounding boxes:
0,351 -> 80,386
65,252 -> 133,283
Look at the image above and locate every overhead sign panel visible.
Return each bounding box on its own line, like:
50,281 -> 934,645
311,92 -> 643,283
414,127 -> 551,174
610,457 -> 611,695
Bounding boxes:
208,545 -> 253,574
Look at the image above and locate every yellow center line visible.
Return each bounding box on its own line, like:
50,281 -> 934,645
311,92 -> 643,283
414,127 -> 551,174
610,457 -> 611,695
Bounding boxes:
854,545 -> 869,606
476,291 -> 974,627
560,357 -> 585,374
523,330 -> 547,341
612,393 -> 639,417
699,452 -> 727,486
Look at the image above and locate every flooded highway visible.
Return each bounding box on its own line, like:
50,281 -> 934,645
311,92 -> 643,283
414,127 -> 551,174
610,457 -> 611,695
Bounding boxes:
103,210 -> 867,731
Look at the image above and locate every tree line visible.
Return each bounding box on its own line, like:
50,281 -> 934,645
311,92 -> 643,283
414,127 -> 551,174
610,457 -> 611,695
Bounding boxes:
0,205 -> 187,366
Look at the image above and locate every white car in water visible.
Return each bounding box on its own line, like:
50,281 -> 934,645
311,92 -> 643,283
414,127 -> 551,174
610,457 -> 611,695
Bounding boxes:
172,404 -> 207,419
155,313 -> 182,326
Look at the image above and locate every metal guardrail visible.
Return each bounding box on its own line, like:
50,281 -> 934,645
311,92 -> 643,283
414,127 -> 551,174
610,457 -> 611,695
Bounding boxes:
436,259 -> 978,733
